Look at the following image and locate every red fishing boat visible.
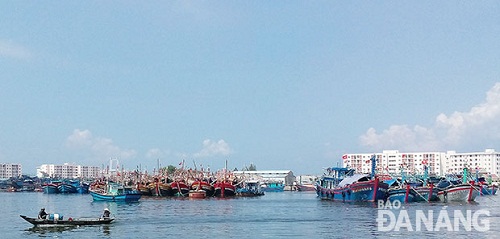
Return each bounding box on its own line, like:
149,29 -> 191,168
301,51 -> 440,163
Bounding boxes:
170,181 -> 190,196
213,180 -> 236,197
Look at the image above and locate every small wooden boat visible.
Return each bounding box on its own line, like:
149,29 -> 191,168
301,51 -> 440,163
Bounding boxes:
20,215 -> 114,226
188,189 -> 207,199
190,180 -> 215,197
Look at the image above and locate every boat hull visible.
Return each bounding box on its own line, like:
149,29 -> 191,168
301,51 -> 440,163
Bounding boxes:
170,182 -> 190,196
191,181 -> 215,197
413,186 -> 439,202
43,185 -> 59,194
387,187 -> 416,203
90,190 -> 142,202
318,179 -> 388,202
437,184 -> 479,202
20,215 -> 113,226
58,184 -> 77,194
480,185 -> 497,196
213,182 -> 236,197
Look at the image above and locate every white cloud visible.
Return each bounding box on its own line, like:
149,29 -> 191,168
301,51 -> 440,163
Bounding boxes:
0,39 -> 33,60
360,83 -> 500,151
146,148 -> 171,159
66,129 -> 137,160
193,139 -> 232,158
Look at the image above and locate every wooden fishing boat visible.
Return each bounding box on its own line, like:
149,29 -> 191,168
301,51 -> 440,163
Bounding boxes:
20,215 -> 114,226
89,182 -> 142,202
213,181 -> 236,197
170,181 -> 190,196
148,181 -> 174,197
136,183 -> 152,196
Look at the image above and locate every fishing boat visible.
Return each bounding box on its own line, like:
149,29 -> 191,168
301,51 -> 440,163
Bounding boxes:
385,179 -> 417,203
412,184 -> 439,202
57,180 -> 78,194
236,180 -> 264,197
296,183 -> 317,192
77,182 -> 90,194
437,180 -> 479,202
170,181 -> 190,196
42,181 -> 61,194
20,215 -> 114,227
148,180 -> 174,197
21,179 -> 36,192
213,180 -> 236,197
89,182 -> 142,202
437,169 -> 480,202
261,181 -> 285,192
136,183 -> 152,196
476,176 -> 497,196
317,155 -> 389,202
479,184 -> 497,196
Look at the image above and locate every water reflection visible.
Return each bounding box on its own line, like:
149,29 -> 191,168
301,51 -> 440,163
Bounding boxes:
25,225 -> 78,234
101,225 -> 111,236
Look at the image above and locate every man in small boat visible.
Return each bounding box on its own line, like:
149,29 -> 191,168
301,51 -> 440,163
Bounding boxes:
102,208 -> 111,219
38,208 -> 48,219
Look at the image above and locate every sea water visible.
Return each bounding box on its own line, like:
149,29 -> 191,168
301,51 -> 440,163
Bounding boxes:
1,191 -> 499,238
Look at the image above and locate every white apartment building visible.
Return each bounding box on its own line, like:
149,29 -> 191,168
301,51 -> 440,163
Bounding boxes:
444,149 -> 500,177
37,163 -> 101,179
342,149 -> 500,179
0,163 -> 22,178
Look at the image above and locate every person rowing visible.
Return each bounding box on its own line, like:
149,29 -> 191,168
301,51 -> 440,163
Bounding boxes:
102,208 -> 111,219
38,208 -> 48,219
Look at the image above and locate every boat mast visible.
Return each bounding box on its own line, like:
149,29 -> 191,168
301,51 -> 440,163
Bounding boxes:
370,155 -> 376,180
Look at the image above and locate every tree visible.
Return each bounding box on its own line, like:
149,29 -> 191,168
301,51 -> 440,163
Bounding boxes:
248,163 -> 257,171
163,165 -> 177,174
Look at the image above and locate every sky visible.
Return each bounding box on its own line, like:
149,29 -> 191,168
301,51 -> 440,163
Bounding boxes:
1,2 -> 500,176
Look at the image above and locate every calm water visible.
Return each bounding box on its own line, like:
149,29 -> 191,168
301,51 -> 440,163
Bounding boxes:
1,191 -> 499,238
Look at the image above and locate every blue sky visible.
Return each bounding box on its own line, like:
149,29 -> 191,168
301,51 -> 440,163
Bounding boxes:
1,2 -> 500,175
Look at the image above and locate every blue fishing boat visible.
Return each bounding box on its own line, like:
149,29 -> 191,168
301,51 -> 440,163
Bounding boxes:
413,185 -> 439,202
475,174 -> 497,196
58,180 -> 78,194
479,184 -> 497,195
385,178 -> 417,203
261,181 -> 285,192
42,181 -> 61,194
77,182 -> 90,194
90,182 -> 142,202
317,155 -> 388,202
236,180 -> 265,197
